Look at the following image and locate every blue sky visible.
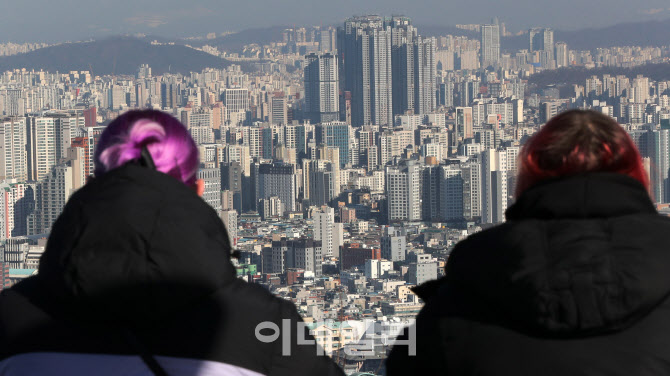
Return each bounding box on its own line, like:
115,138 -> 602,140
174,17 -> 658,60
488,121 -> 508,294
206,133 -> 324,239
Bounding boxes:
2,0 -> 670,42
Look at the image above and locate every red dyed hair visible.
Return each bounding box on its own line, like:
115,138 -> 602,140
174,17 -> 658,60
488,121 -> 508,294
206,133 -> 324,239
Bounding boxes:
516,109 -> 649,197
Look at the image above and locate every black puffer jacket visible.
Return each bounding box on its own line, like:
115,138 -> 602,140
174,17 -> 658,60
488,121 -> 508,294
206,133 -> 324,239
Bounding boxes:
0,163 -> 343,376
387,173 -> 670,375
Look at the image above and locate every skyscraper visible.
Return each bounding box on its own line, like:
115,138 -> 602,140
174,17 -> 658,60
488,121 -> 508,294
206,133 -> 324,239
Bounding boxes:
529,28 -> 554,67
27,116 -> 57,182
306,160 -> 338,207
480,24 -> 501,68
456,107 -> 474,140
313,206 -> 342,259
220,209 -> 238,247
390,17 -> 416,116
385,160 -> 423,222
257,162 -> 297,213
304,53 -> 340,124
0,117 -> 27,181
221,88 -> 249,120
315,122 -> 350,167
529,28 -> 554,56
390,18 -> 437,117
0,181 -> 35,240
29,150 -> 85,235
26,113 -> 86,181
480,148 -> 508,224
647,127 -> 670,203
338,16 -> 393,126
268,92 -> 288,125
461,161 -> 481,220
439,164 -> 464,221
319,27 -> 337,53
413,36 -> 437,115
555,42 -> 569,68
197,168 -> 222,211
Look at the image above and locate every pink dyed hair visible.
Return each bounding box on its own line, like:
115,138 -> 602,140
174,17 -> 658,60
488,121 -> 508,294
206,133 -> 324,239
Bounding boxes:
94,110 -> 199,185
516,109 -> 648,197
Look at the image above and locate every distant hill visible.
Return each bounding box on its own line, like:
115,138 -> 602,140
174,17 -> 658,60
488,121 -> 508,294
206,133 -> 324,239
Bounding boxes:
554,19 -> 670,50
419,18 -> 670,51
0,37 -> 242,76
528,62 -> 670,88
190,26 -> 288,53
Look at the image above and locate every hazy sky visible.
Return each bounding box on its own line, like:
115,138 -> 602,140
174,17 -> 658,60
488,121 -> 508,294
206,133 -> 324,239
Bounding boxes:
2,0 -> 670,42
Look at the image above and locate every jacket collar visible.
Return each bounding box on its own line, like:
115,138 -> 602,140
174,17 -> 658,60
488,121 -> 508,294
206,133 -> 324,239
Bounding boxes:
506,173 -> 656,221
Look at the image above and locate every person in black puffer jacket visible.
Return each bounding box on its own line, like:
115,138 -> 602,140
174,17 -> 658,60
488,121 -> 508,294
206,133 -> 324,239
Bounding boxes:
387,109 -> 670,375
0,110 -> 343,376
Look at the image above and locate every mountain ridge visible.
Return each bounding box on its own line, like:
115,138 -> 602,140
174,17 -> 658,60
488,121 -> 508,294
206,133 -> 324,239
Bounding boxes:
0,37 -> 243,76
418,18 -> 670,51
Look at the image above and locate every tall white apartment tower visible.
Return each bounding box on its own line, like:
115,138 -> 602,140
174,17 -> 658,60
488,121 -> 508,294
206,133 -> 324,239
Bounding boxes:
647,128 -> 670,203
385,160 -> 423,222
0,117 -> 27,181
481,149 -> 508,224
481,24 -> 501,68
555,42 -> 569,68
313,206 -> 342,259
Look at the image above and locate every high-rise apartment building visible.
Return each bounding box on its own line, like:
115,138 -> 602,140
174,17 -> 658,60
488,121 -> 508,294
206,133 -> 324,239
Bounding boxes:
305,159 -> 338,207
390,17 -> 436,116
304,53 -> 339,124
481,24 -> 501,68
198,167 -> 222,211
319,28 -> 337,53
412,36 -> 437,115
268,93 -> 288,125
385,160 -> 423,222
529,28 -> 554,62
555,42 -> 569,68
221,88 -> 249,120
480,149 -> 508,224
456,107 -> 474,140
421,164 -> 441,222
439,164 -> 464,221
267,238 -> 323,277
286,238 -> 323,278
313,206 -> 342,259
257,162 -> 296,213
0,117 -> 27,181
0,182 -> 35,240
381,226 -> 407,262
26,113 -> 86,181
338,16 -> 393,126
29,150 -> 85,235
2,89 -> 25,116
647,126 -> 670,203
461,161 -> 481,220
220,209 -> 238,247
27,116 -> 57,182
315,122 -> 350,167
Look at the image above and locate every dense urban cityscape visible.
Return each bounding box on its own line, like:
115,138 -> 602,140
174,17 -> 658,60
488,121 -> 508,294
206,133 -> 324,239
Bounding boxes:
2,13 -> 670,374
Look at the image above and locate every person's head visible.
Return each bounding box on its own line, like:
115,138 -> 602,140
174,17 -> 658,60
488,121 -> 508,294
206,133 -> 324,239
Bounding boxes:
516,109 -> 649,197
94,110 -> 202,192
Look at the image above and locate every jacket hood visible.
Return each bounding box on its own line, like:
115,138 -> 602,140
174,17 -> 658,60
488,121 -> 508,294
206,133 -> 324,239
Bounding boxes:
444,173 -> 670,337
37,163 -> 235,326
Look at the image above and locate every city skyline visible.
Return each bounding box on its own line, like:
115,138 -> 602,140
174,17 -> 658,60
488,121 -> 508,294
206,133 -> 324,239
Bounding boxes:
2,12 -> 670,373
2,0 -> 670,42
